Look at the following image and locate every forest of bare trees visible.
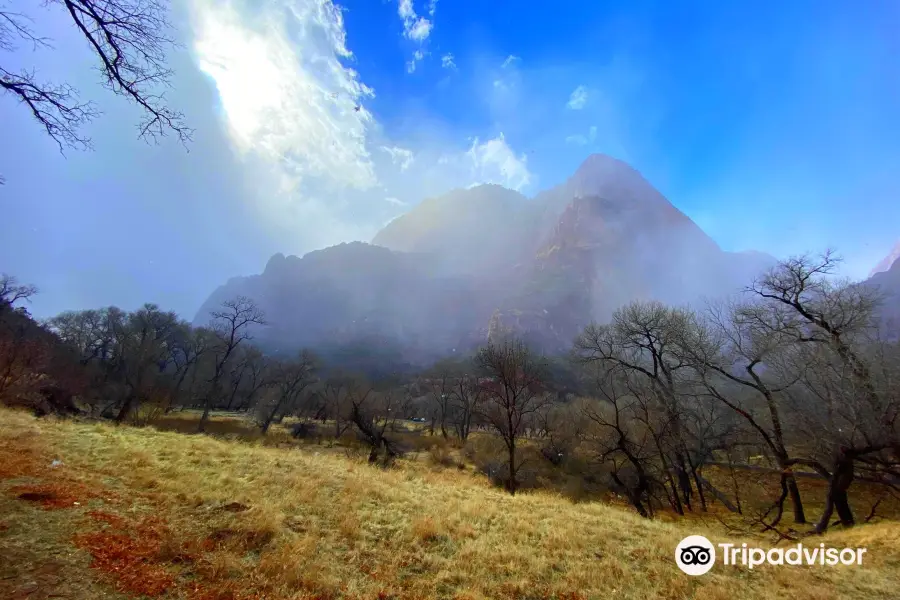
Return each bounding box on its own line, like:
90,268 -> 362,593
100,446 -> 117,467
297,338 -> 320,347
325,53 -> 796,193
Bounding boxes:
1,250 -> 898,535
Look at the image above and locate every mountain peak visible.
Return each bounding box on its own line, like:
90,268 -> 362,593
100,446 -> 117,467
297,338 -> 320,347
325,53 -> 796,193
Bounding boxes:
576,153 -> 635,173
566,154 -> 666,210
264,252 -> 287,274
869,240 -> 900,278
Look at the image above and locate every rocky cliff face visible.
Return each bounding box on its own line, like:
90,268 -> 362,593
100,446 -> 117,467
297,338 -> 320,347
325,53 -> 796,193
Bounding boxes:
196,154 -> 778,360
484,157 -> 775,351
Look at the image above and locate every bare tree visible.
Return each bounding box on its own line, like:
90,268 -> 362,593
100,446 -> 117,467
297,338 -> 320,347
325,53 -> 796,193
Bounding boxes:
424,359 -> 458,439
0,274 -> 38,311
109,303 -> 179,422
346,380 -> 405,465
580,365 -> 660,517
164,323 -> 210,412
685,299 -> 809,524
574,301 -> 701,513
321,372 -> 354,439
232,347 -> 271,412
257,350 -> 316,435
449,373 -> 484,441
747,251 -> 897,532
0,275 -> 46,404
535,398 -> 584,467
1,0 -> 191,154
199,296 -> 265,432
475,338 -> 551,494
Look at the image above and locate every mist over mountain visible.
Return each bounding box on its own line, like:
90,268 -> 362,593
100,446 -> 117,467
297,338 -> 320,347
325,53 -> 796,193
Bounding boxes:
866,248 -> 900,337
870,241 -> 900,278
195,154 -> 781,359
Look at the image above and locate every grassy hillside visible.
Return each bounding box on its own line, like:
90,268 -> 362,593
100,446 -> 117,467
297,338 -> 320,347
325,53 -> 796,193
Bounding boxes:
1,409 -> 898,600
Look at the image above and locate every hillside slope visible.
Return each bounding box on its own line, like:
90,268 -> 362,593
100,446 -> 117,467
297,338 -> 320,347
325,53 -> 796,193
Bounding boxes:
2,408 -> 899,600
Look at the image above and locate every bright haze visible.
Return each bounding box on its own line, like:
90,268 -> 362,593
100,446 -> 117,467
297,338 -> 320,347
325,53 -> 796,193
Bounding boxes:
1,0 -> 899,320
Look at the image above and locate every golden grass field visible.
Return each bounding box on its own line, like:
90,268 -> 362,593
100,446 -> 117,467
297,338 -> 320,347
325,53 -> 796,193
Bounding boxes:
1,408 -> 899,600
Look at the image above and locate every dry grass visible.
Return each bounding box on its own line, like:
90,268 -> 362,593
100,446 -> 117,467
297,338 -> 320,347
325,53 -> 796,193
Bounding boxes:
1,407 -> 899,600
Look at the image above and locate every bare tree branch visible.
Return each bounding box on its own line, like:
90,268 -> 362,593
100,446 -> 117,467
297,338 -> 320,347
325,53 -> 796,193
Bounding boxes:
1,0 -> 192,156
56,0 -> 192,144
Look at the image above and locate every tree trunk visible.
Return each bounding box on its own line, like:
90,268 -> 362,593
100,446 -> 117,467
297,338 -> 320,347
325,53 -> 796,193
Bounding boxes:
507,442 -> 517,495
786,474 -> 807,524
815,457 -> 855,533
686,453 -> 707,511
611,471 -> 650,518
697,475 -> 740,513
115,394 -> 136,423
198,398 -> 212,433
675,453 -> 693,512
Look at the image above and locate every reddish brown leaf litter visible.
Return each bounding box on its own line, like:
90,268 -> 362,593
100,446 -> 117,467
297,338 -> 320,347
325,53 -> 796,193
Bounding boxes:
72,516 -> 180,597
185,582 -> 270,600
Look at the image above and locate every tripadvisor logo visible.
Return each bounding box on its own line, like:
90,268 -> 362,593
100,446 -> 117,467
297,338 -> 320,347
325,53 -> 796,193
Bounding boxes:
675,535 -> 868,576
676,535 -> 716,576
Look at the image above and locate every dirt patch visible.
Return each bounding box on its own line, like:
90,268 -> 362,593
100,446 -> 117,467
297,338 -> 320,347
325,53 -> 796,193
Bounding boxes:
203,527 -> 275,552
11,482 -> 93,510
219,501 -> 250,513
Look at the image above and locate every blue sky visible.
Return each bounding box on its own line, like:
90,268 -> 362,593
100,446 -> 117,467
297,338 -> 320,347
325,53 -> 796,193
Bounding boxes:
1,0 -> 899,319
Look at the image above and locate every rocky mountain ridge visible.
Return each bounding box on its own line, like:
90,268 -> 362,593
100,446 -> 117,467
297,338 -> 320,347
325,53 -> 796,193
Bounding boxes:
870,241 -> 900,278
195,154 -> 779,358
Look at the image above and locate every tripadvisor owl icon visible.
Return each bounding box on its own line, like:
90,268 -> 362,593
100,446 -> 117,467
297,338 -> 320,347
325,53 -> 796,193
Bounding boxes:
676,535 -> 716,576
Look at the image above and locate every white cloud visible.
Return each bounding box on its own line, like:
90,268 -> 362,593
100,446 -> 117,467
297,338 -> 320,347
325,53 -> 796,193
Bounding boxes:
397,0 -> 434,71
406,49 -> 426,73
407,17 -> 432,41
384,196 -> 407,206
566,125 -> 599,146
501,54 -> 519,69
189,0 -> 383,248
187,0 -> 534,253
441,53 -> 456,70
465,134 -> 532,191
567,85 -> 588,110
380,145 -> 415,171
423,134 -> 532,192
398,0 -> 415,19
190,1 -> 377,188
